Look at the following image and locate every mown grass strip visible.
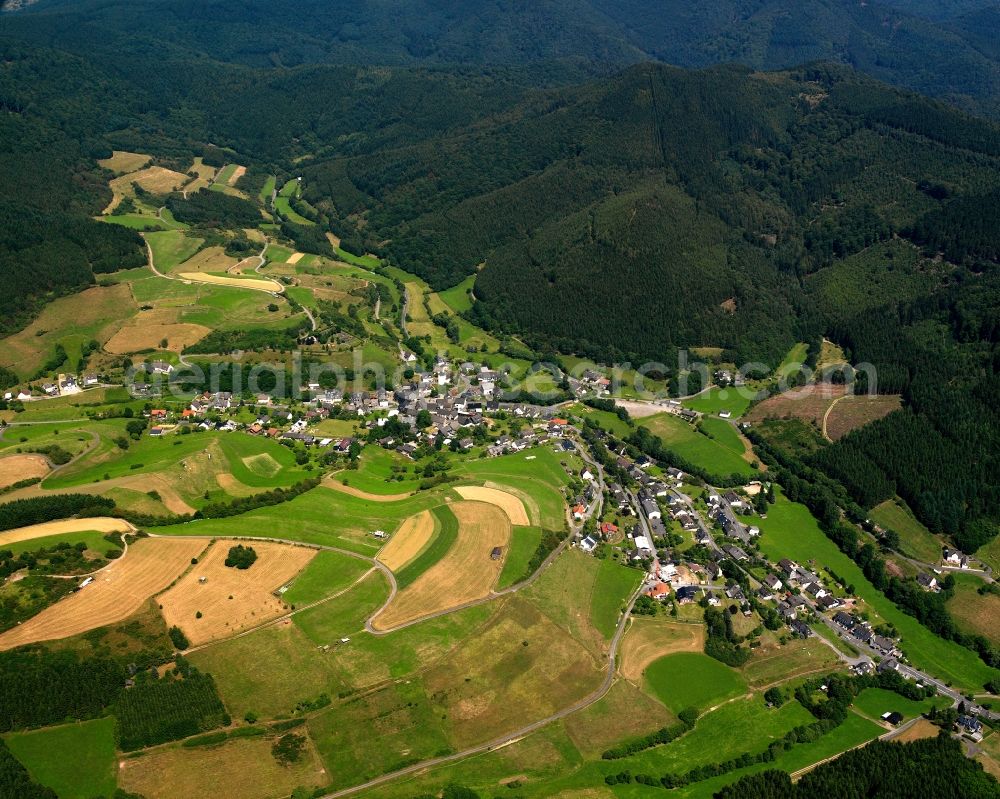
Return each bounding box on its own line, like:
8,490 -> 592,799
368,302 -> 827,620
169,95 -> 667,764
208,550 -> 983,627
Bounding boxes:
395,505 -> 458,589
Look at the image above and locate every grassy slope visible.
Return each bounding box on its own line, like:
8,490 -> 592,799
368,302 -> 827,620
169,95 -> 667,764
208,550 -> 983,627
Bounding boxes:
0,529 -> 122,557
454,446 -> 571,530
154,485 -> 442,555
436,275 -> 476,313
870,498 -> 943,563
146,230 -> 203,273
947,572 -> 1000,644
293,569 -> 391,645
640,413 -> 756,478
333,446 -> 422,495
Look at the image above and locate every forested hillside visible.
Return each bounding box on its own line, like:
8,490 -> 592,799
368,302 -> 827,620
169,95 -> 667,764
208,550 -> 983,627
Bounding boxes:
5,0 -> 1000,117
1,1 -> 999,552
304,63 -> 1000,365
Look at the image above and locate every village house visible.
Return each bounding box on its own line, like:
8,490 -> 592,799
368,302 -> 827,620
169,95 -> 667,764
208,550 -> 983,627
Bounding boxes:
676,585 -> 700,605
943,548 -> 970,568
916,573 -> 939,591
645,582 -> 672,601
833,611 -> 856,630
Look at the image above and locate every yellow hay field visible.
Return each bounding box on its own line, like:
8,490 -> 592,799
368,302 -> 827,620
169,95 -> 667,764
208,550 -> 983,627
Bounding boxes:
117,734 -> 328,799
0,454 -> 50,489
176,246 -> 238,274
104,322 -> 211,354
227,165 -> 247,185
372,501 -> 510,630
454,485 -> 530,525
0,537 -> 205,650
376,510 -> 435,572
619,619 -> 706,682
893,718 -> 942,743
98,151 -> 152,175
0,516 -> 133,548
214,472 -> 262,498
158,540 -> 316,647
286,252 -> 304,264
176,272 -> 282,293
104,166 -> 189,212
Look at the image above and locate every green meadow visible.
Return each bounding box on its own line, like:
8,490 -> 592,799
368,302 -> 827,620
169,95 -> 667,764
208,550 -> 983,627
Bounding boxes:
1,529 -> 122,557
568,402 -> 634,438
334,247 -> 380,268
259,174 -> 276,203
145,230 -> 203,272
154,485 -> 440,555
4,717 -> 117,799
589,558 -> 642,639
293,570 -> 391,646
454,445 -> 572,530
333,446 -> 423,495
851,687 -> 948,723
682,387 -> 754,418
436,274 -> 476,313
644,652 -> 747,714
699,416 -> 749,456
282,550 -> 373,606
496,525 -> 543,589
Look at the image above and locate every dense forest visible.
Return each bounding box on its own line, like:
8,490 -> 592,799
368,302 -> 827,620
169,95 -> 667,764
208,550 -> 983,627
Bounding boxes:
5,0 -> 1000,117
715,734 -> 999,798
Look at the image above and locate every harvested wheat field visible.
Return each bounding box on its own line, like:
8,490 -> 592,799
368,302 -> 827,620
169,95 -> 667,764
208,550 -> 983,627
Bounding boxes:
213,472 -> 261,498
177,272 -> 281,293
286,251 -> 304,264
619,618 -> 706,682
104,166 -> 188,213
0,454 -> 50,489
377,510 -> 435,572
454,486 -> 530,525
372,501 -> 510,630
0,537 -> 205,650
0,516 -> 133,549
118,734 -> 328,799
105,321 -> 211,354
176,245 -> 238,274
227,165 -> 247,185
320,477 -> 412,502
98,150 -> 151,175
893,718 -> 941,743
158,540 -> 316,646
